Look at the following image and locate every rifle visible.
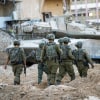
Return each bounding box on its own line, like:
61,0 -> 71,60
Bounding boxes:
24,65 -> 26,76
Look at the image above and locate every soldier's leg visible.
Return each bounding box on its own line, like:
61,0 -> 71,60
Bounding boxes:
46,61 -> 52,85
38,63 -> 43,84
66,62 -> 75,81
43,64 -> 49,75
82,67 -> 88,77
42,64 -> 50,83
12,66 -> 17,85
76,62 -> 83,77
56,62 -> 66,84
12,66 -> 16,76
14,64 -> 23,85
50,62 -> 59,85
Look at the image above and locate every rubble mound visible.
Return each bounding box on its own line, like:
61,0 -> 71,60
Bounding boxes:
0,30 -> 14,51
0,64 -> 100,100
0,30 -> 14,64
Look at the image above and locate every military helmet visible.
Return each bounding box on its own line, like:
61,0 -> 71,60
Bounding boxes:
46,33 -> 55,40
75,41 -> 82,48
63,37 -> 70,43
13,40 -> 20,46
39,42 -> 45,48
58,38 -> 64,43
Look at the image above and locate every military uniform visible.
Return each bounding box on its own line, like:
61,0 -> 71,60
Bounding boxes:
36,42 -> 49,84
73,41 -> 94,77
6,41 -> 26,85
41,34 -> 61,85
56,37 -> 75,84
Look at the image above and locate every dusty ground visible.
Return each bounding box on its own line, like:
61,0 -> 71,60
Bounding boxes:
0,64 -> 100,100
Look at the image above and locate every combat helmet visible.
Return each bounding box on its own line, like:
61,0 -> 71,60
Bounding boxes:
46,33 -> 55,40
75,41 -> 82,48
63,37 -> 70,43
58,38 -> 64,43
13,40 -> 20,46
39,42 -> 45,48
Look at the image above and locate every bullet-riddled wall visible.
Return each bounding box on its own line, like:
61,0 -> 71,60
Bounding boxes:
42,0 -> 63,16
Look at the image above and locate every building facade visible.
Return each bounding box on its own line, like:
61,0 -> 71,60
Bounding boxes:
0,0 -> 65,28
71,0 -> 100,22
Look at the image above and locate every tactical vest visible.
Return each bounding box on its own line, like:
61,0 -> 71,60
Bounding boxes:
73,49 -> 85,61
61,45 -> 70,60
35,48 -> 42,61
9,47 -> 23,64
46,42 -> 57,59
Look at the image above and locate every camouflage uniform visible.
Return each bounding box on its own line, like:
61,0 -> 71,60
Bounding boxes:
7,41 -> 26,85
36,42 -> 49,84
56,37 -> 75,84
57,38 -> 64,76
73,41 -> 94,77
41,34 -> 61,85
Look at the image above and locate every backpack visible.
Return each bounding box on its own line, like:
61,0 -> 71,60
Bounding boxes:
9,48 -> 22,64
61,45 -> 70,59
46,42 -> 57,59
73,49 -> 85,61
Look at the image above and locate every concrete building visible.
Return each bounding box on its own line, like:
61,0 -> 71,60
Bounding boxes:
0,0 -> 65,28
71,0 -> 100,22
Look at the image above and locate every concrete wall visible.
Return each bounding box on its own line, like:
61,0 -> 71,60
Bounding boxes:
0,3 -> 14,16
15,0 -> 41,19
42,0 -> 63,16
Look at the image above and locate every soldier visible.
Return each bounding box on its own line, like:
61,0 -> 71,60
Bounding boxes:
58,38 -> 64,48
4,40 -> 26,85
56,37 -> 75,85
73,41 -> 94,77
36,42 -> 48,84
41,34 -> 61,85
57,38 -> 64,74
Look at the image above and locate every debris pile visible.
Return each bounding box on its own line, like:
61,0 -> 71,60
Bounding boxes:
0,64 -> 100,100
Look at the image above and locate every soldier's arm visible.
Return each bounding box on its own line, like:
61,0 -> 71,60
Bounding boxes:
21,48 -> 26,66
55,44 -> 62,56
41,46 -> 46,62
84,51 -> 94,68
68,49 -> 75,60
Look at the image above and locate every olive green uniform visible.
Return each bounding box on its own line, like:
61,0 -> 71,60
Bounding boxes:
73,41 -> 94,77
36,47 -> 49,84
8,47 -> 26,84
56,45 -> 75,84
41,42 -> 61,85
73,49 -> 94,77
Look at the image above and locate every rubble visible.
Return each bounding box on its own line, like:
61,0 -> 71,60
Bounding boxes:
0,30 -> 14,51
0,30 -> 14,64
0,64 -> 100,100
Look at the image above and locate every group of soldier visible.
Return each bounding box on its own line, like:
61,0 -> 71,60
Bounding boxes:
4,33 -> 94,86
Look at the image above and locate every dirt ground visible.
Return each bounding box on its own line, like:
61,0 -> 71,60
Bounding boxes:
0,63 -> 100,100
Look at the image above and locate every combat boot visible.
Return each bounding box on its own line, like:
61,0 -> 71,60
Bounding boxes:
14,81 -> 20,85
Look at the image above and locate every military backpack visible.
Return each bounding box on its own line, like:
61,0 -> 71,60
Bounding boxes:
9,47 -> 22,65
46,42 -> 57,59
73,49 -> 85,61
61,45 -> 70,60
